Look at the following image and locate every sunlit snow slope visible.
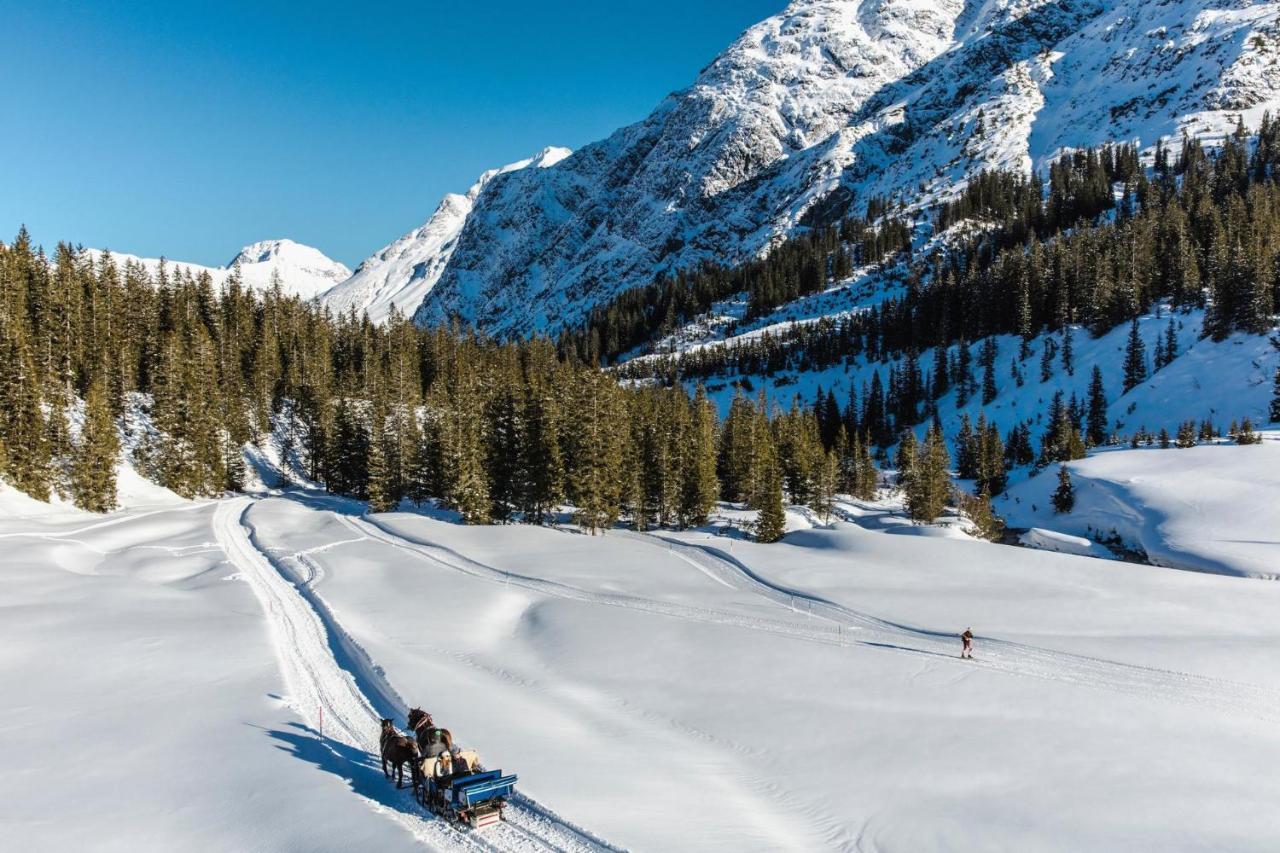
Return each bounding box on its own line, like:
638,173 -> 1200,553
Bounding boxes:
409,0 -> 1280,336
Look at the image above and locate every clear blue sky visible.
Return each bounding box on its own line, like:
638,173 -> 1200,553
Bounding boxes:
0,1 -> 783,268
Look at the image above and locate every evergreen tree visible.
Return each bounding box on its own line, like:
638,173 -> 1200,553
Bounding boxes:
904,424 -> 951,523
1086,365 -> 1109,446
1051,466 -> 1075,514
0,328 -> 50,499
565,372 -> 624,534
1162,316 -> 1178,367
1271,364 -> 1280,424
955,414 -> 978,479
751,421 -> 786,543
977,420 -> 1008,495
895,430 -> 917,486
484,383 -> 521,521
958,489 -> 1004,541
70,377 -> 119,512
366,412 -> 398,513
327,397 -> 369,497
1122,317 -> 1148,392
812,451 -> 839,523
864,372 -> 889,447
1004,423 -> 1035,468
981,362 -> 998,405
718,392 -> 756,502
955,340 -> 974,407
1237,417 -> 1262,445
520,384 -> 563,522
407,412 -> 440,507
679,387 -> 719,527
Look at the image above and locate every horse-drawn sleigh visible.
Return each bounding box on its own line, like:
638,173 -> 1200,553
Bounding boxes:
380,708 -> 518,830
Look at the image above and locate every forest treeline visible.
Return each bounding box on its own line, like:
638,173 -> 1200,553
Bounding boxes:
556,216 -> 913,365
616,125 -> 1280,418
0,235 -> 894,538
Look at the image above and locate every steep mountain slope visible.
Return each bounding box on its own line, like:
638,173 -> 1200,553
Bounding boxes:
413,0 -> 1280,337
321,147 -> 571,324
85,239 -> 350,301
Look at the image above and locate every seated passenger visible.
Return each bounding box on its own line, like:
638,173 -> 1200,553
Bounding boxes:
434,752 -> 454,785
449,746 -> 470,775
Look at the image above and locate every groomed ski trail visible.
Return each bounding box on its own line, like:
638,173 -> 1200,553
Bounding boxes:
345,508 -> 1280,722
213,499 -> 622,853
624,530 -> 1280,724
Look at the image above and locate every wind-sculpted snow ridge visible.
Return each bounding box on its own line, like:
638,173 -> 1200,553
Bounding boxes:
331,505 -> 1280,726
213,499 -> 621,853
81,239 -> 351,301
413,0 -> 1280,338
322,147 -> 571,325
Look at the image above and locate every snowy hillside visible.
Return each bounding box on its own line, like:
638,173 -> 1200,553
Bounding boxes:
5,485 -> 1280,850
84,238 -> 351,301
322,147 -> 571,324
1003,435 -> 1280,578
413,0 -> 1280,336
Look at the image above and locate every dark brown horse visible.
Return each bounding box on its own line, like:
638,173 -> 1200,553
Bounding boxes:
407,708 -> 452,756
379,718 -> 419,789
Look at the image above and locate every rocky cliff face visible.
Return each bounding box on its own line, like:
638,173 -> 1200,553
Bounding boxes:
321,147 -> 570,324
408,0 -> 1279,337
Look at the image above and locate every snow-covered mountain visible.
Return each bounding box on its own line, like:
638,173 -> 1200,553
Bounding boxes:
410,0 -> 1280,336
85,239 -> 351,301
321,147 -> 571,324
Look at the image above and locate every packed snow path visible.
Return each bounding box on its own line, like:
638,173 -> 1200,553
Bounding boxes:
213,499 -> 622,853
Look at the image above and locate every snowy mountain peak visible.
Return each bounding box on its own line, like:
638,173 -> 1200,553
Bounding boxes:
225,239 -> 352,299
83,239 -> 349,301
409,0 -> 1280,338
320,147 -> 571,324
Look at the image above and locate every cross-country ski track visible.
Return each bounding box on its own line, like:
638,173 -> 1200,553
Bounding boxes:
317,500 -> 1280,726
212,498 -> 623,853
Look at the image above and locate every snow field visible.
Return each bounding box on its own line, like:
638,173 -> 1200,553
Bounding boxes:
246,492 -> 1280,851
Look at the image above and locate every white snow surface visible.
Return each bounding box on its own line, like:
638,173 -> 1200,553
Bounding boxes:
5,480 -> 1280,850
322,147 -> 571,324
1004,434 -> 1280,579
412,0 -> 1280,336
82,238 -> 352,301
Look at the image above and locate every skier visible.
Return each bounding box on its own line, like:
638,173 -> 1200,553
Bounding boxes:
960,628 -> 974,659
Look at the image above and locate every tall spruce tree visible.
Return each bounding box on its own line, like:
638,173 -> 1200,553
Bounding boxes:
70,377 -> 119,512
1271,365 -> 1280,424
0,328 -> 50,499
905,424 -> 951,523
1052,466 -> 1075,514
366,412 -> 398,513
1122,317 -> 1148,392
519,383 -> 563,523
752,434 -> 787,545
1086,365 -> 1109,446
679,387 -> 719,527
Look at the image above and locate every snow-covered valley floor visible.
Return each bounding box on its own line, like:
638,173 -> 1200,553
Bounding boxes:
3,482 -> 1280,851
